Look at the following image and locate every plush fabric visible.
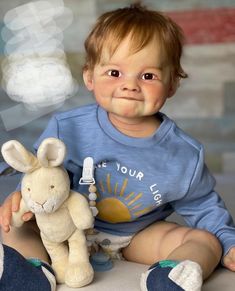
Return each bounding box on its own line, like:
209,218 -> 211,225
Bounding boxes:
1,138 -> 94,288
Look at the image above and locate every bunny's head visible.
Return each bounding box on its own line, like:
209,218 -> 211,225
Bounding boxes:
1,138 -> 70,214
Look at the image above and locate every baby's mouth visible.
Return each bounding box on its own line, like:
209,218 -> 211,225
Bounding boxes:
115,96 -> 143,101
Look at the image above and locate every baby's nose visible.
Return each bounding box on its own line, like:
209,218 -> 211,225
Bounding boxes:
120,77 -> 140,92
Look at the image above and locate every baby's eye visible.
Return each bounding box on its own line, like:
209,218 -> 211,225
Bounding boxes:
141,73 -> 157,80
107,70 -> 121,78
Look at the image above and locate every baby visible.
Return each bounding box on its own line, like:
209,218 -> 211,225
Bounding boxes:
1,4 -> 235,291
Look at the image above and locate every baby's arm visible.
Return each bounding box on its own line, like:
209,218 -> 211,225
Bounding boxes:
171,145 -> 235,265
0,191 -> 33,232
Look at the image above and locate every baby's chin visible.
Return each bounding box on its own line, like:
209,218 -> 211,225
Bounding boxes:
111,102 -> 146,118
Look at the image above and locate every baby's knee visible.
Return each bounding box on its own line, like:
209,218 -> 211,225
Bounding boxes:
1,221 -> 49,262
1,221 -> 39,245
1,226 -> 20,244
186,229 -> 222,255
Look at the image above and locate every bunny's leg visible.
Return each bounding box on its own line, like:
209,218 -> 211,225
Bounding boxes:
66,229 -> 94,288
41,234 -> 69,284
0,243 -> 56,291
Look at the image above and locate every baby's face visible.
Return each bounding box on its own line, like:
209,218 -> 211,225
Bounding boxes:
84,36 -> 173,120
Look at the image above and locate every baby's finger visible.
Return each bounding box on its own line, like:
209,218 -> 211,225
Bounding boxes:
1,199 -> 13,228
224,261 -> 235,272
22,212 -> 34,222
11,191 -> 22,212
1,223 -> 10,233
0,206 -> 3,225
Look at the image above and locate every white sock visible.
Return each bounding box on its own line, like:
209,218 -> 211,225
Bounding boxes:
0,244 -> 4,279
41,264 -> 57,291
168,260 -> 203,291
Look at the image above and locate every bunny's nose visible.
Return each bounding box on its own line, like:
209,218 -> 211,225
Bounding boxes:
35,200 -> 47,206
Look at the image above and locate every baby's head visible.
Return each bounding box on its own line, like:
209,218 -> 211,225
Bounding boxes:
84,4 -> 187,83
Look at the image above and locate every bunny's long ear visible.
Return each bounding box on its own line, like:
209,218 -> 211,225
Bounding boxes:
37,138 -> 66,168
1,140 -> 40,173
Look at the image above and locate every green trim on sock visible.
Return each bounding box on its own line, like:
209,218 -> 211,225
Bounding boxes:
27,258 -> 42,267
159,260 -> 179,269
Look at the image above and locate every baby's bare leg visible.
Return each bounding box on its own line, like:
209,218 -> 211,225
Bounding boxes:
1,220 -> 49,262
122,221 -> 222,279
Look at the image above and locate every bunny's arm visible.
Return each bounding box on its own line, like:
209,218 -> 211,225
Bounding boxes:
67,191 -> 94,230
11,199 -> 30,227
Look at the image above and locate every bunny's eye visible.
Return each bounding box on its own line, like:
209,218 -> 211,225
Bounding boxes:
27,188 -> 31,191
50,185 -> 55,189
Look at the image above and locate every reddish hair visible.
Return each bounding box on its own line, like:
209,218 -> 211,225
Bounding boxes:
84,4 -> 187,80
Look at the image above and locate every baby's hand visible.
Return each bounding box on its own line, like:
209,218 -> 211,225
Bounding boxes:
0,191 -> 33,232
223,247 -> 235,271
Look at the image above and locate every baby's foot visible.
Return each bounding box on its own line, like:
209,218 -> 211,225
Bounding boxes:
0,244 -> 56,291
140,259 -> 203,291
168,260 -> 203,291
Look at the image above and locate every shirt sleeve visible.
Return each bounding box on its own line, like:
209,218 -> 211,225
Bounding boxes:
171,145 -> 235,256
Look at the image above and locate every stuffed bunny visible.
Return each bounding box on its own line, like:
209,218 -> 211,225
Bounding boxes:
1,137 -> 94,288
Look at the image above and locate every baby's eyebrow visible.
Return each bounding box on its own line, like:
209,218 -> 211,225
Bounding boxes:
99,62 -> 119,67
146,66 -> 163,71
99,64 -> 163,71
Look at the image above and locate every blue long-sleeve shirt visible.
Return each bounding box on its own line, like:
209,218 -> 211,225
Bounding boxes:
34,103 -> 235,256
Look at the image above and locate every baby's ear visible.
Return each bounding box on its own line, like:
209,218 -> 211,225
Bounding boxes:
37,138 -> 66,168
167,77 -> 180,98
83,69 -> 94,91
1,140 -> 39,173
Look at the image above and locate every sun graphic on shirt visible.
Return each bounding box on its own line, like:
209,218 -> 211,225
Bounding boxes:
96,173 -> 153,223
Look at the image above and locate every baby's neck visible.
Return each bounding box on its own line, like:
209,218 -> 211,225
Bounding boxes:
108,113 -> 161,138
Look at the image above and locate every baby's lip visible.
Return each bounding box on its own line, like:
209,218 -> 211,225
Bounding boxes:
114,96 -> 143,101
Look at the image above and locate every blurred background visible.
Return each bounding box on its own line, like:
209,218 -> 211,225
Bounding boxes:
0,0 -> 235,206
